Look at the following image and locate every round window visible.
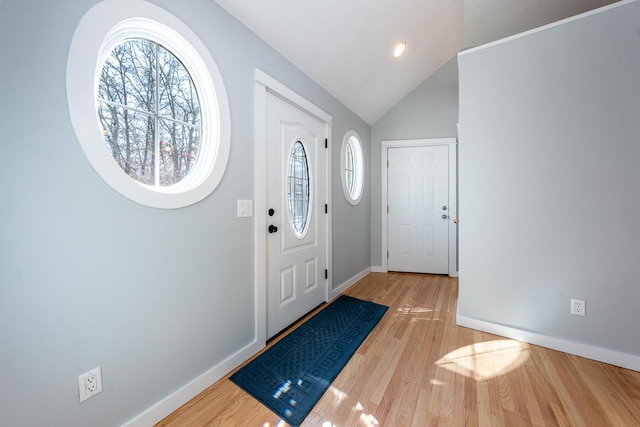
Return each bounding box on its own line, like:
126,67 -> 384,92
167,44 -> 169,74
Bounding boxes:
287,141 -> 311,237
341,131 -> 364,205
98,39 -> 202,187
66,1 -> 230,209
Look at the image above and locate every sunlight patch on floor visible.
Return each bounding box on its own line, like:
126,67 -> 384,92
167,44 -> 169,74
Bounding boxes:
435,339 -> 530,380
317,399 -> 379,427
397,306 -> 440,322
398,307 -> 434,315
359,412 -> 380,426
329,385 -> 348,400
352,401 -> 379,426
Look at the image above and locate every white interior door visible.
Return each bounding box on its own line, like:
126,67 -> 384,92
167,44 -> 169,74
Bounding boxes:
266,92 -> 327,338
387,145 -> 449,274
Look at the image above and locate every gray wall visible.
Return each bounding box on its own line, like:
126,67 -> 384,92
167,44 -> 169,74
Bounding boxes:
370,57 -> 459,267
331,122 -> 372,289
0,0 -> 370,425
458,1 -> 640,358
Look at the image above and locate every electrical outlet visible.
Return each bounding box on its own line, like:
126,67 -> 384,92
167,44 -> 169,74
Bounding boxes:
85,374 -> 97,394
571,299 -> 585,316
78,366 -> 103,402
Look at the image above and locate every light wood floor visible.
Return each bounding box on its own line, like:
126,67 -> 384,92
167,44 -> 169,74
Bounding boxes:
157,272 -> 640,426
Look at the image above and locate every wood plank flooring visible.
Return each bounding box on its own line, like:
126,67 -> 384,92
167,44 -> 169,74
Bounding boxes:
157,272 -> 640,426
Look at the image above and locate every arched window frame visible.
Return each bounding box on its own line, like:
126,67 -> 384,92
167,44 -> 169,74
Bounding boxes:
66,0 -> 230,209
340,131 -> 364,205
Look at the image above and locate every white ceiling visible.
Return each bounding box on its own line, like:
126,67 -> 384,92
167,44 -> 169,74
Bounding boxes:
214,0 -> 619,125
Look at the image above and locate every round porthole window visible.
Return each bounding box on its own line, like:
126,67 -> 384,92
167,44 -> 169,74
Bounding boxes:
66,1 -> 230,209
287,141 -> 311,237
97,39 -> 202,187
341,131 -> 364,205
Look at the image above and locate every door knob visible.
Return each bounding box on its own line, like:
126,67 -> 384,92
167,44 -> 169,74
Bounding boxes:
268,224 -> 278,233
268,208 -> 275,216
442,214 -> 448,219
442,205 -> 447,210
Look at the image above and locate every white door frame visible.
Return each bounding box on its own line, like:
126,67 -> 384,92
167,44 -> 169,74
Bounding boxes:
254,69 -> 333,346
381,138 -> 457,276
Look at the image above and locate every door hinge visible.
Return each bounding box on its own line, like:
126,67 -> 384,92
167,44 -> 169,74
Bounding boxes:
325,204 -> 328,214
325,269 -> 328,279
387,205 -> 389,213
325,138 -> 328,149
387,251 -> 389,258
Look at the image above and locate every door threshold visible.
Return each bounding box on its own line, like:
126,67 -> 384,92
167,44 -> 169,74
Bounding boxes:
267,302 -> 326,344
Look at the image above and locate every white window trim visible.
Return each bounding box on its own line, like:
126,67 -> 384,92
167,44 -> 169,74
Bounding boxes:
66,0 -> 230,209
340,130 -> 364,205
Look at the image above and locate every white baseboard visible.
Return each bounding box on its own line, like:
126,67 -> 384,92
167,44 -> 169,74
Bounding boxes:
122,340 -> 264,427
369,266 -> 459,277
457,315 -> 640,372
329,267 -> 372,300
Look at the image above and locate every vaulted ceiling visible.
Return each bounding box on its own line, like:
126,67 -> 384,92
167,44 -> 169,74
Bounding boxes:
214,0 -> 619,125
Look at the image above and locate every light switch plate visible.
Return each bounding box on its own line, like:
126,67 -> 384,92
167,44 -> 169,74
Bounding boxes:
237,199 -> 252,217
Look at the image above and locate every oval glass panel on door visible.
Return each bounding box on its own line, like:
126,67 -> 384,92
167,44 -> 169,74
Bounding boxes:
287,141 -> 311,238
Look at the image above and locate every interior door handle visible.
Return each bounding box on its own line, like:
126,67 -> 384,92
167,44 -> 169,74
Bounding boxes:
268,224 -> 278,233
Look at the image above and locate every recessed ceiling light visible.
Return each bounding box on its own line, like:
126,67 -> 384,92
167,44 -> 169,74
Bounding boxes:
393,41 -> 406,58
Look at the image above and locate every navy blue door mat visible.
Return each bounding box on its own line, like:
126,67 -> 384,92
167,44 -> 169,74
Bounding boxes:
230,295 -> 388,426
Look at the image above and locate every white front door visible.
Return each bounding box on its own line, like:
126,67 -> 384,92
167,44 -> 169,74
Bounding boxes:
266,92 -> 327,338
387,145 -> 449,274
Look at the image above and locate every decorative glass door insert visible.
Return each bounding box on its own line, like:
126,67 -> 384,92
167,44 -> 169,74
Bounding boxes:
287,141 -> 310,237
